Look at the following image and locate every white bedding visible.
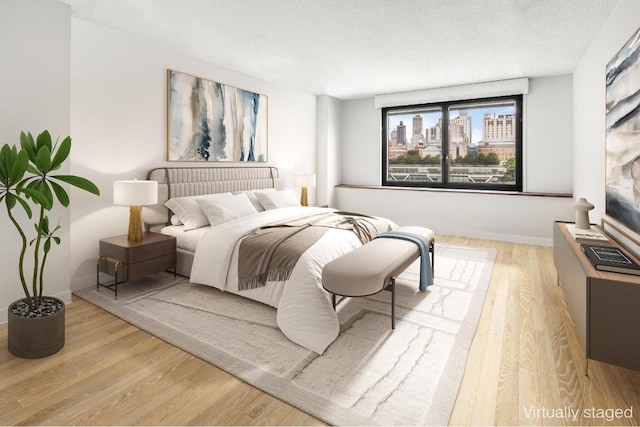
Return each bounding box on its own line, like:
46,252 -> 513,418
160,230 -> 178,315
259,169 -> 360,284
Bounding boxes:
161,224 -> 210,252
190,206 -> 396,354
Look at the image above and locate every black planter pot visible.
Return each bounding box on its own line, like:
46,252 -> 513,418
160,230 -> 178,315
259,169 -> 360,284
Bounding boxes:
8,297 -> 65,359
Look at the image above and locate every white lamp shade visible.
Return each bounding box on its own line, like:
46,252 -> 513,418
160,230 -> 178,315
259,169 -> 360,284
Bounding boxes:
294,174 -> 316,188
113,180 -> 158,206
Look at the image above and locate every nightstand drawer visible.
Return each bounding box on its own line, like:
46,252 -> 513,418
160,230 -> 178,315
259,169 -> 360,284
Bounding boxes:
98,253 -> 176,282
99,233 -> 176,263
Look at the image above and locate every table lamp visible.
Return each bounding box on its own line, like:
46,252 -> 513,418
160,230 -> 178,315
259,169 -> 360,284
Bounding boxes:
293,173 -> 316,206
113,179 -> 158,241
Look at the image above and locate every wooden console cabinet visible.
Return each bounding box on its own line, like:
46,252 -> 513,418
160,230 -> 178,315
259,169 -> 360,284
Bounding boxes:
553,221 -> 640,372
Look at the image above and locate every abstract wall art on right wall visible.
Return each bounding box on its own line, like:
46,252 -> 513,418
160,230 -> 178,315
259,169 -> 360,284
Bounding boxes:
605,26 -> 640,245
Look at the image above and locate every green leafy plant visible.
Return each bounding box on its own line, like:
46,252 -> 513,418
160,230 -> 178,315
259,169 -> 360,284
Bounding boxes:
0,130 -> 100,311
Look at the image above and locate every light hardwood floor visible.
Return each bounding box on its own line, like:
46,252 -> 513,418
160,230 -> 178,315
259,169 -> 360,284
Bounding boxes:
1,235 -> 639,425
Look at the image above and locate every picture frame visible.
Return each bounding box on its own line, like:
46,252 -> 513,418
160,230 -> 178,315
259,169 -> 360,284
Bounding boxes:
604,27 -> 640,241
167,69 -> 268,162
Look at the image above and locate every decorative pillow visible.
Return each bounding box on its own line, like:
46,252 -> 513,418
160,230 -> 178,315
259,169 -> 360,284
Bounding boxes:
196,193 -> 258,226
255,189 -> 301,210
234,188 -> 277,212
170,215 -> 182,226
164,193 -> 232,230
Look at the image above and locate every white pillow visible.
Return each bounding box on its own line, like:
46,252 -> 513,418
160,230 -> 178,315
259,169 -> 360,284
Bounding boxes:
234,188 -> 276,212
164,193 -> 232,230
197,193 -> 258,226
170,215 -> 182,226
255,189 -> 301,210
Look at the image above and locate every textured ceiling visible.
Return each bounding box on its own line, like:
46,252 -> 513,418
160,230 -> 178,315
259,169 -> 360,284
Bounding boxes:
68,0 -> 620,99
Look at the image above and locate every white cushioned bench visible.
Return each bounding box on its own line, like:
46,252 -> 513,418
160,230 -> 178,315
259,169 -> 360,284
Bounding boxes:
322,226 -> 435,329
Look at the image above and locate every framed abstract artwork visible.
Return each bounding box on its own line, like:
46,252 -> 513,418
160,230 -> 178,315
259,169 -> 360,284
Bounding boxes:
167,69 -> 268,162
604,27 -> 640,241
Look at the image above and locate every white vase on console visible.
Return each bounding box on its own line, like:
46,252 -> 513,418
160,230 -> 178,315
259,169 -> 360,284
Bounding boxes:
572,197 -> 594,230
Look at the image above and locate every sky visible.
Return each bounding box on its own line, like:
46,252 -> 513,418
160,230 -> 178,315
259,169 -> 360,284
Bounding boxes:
387,103 -> 516,145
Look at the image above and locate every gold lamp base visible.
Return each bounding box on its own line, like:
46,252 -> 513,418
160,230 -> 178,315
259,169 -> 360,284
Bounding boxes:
300,187 -> 308,206
127,205 -> 144,242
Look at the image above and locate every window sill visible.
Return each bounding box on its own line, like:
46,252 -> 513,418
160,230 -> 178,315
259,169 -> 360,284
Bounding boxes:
335,184 -> 572,198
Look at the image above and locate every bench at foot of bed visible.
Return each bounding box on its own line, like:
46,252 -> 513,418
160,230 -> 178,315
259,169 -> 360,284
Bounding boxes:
321,226 -> 435,329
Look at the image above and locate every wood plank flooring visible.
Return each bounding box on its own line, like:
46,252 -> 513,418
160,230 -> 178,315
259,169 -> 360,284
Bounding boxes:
1,235 -> 639,425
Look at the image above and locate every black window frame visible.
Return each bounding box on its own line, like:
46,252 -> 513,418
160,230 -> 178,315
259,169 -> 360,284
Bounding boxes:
382,94 -> 523,192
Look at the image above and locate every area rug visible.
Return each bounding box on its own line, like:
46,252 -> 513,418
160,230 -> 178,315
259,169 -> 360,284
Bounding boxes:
74,243 -> 496,426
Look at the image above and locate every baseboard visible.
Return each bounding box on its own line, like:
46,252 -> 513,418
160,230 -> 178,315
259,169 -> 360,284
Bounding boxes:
436,227 -> 553,246
0,290 -> 73,325
71,273 -> 97,292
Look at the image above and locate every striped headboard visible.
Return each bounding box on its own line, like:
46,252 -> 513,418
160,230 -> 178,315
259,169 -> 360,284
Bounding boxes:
142,166 -> 281,230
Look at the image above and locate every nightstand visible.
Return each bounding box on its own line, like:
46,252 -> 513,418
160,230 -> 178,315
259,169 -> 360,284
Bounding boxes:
97,232 -> 176,297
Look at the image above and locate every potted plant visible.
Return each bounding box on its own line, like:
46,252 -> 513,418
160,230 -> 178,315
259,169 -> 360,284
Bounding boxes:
0,130 -> 100,358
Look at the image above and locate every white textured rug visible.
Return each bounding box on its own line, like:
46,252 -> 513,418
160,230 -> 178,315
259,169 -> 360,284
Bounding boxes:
75,243 -> 496,426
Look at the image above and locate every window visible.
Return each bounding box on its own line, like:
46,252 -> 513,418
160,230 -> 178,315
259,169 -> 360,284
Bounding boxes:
382,95 -> 522,191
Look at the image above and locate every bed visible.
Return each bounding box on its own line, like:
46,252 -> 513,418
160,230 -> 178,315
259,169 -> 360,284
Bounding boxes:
141,167 -> 396,354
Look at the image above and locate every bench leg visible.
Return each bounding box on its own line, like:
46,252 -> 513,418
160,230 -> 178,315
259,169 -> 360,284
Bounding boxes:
383,278 -> 397,329
430,241 -> 435,275
331,293 -> 348,309
391,278 -> 395,330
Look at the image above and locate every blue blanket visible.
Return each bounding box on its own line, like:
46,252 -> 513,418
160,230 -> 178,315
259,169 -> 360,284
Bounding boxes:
374,231 -> 433,291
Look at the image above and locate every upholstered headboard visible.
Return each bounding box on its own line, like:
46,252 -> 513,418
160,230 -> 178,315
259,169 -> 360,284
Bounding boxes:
142,166 -> 282,230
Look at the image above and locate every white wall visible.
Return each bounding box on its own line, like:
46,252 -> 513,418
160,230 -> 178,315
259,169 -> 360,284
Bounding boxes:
69,18 -> 317,289
335,187 -> 572,245
341,97 -> 382,185
526,75 -> 573,193
573,0 -> 640,225
0,0 -> 71,322
316,95 -> 342,206
337,76 -> 576,244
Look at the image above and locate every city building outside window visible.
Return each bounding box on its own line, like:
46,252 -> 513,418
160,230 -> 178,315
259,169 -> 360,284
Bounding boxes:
382,95 -> 523,191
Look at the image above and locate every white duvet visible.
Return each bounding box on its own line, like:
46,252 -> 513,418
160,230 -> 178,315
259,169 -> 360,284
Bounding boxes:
190,206 -> 395,354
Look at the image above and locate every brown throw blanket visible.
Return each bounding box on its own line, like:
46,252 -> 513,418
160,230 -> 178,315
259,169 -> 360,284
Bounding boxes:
237,212 -> 391,290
